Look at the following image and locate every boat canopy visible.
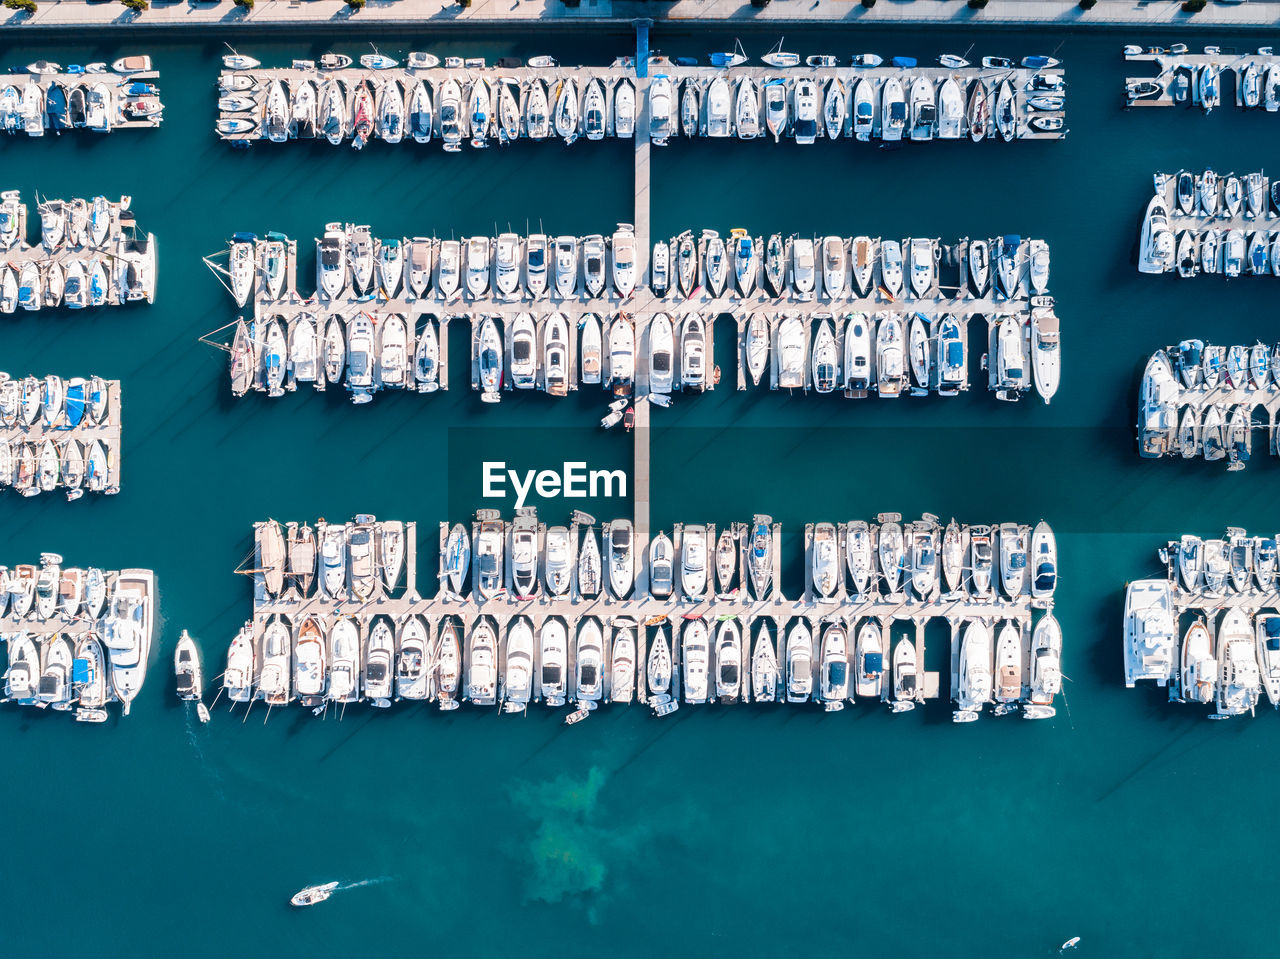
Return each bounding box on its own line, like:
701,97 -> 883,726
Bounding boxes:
72,659 -> 91,684
891,56 -> 918,68
863,652 -> 883,673
1023,55 -> 1053,68
1002,234 -> 1022,246
232,231 -> 258,243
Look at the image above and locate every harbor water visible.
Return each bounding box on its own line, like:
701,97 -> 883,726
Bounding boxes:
2,25 -> 1279,958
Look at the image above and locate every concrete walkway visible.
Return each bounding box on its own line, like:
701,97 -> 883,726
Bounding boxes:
7,0 -> 1280,33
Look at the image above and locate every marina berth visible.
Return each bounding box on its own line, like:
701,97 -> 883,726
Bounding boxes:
0,191 -> 157,312
1127,529 -> 1280,717
215,51 -> 1064,148
0,57 -> 163,136
1136,339 -> 1280,470
1136,170 -> 1280,279
0,556 -> 156,722
204,223 -> 1059,406
1125,45 -> 1280,112
228,510 -> 1058,721
0,372 -> 123,499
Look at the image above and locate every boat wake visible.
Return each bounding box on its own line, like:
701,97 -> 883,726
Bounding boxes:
335,877 -> 392,892
184,710 -> 227,801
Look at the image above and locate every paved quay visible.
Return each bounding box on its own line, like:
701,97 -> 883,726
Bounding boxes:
9,0 -> 1280,31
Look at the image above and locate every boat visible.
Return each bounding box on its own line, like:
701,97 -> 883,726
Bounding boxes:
811,521 -> 840,597
647,312 -> 674,394
649,75 -> 673,144
792,237 -> 816,299
851,53 -> 883,67
999,523 -> 1027,598
823,79 -> 846,140
554,77 -> 579,143
575,619 -> 604,703
994,79 -> 1016,142
1030,521 -> 1057,597
743,313 -> 769,385
785,621 -> 813,703
647,624 -> 672,702
735,77 -> 760,139
878,517 -> 905,593
612,225 -> 637,297
610,621 -> 636,704
704,232 -> 727,296
1123,579 -> 1175,687
609,314 -> 635,388
608,520 -> 634,598
1217,608 -> 1261,718
747,517 -> 773,598
953,621 -> 993,721
852,78 -> 875,141
614,79 -> 636,137
875,313 -> 906,397
881,77 -> 906,141
583,234 -> 606,297
1031,311 -> 1060,404
880,239 -> 904,298
891,639 -> 917,712
818,623 -> 849,711
291,883 -> 339,908
764,80 -> 787,142
680,525 -> 709,597
908,75 -> 936,141
705,76 -> 731,137
580,314 -> 602,384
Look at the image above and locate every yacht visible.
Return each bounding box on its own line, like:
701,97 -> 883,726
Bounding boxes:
792,79 -> 818,144
875,314 -> 906,397
609,314 -> 635,388
465,235 -> 491,298
511,517 -> 538,597
748,517 -> 773,598
509,313 -> 536,390
647,625 -> 672,702
791,237 -> 816,298
953,620 -> 993,721
608,520 -> 635,598
583,234 -> 606,297
554,78 -> 579,143
614,79 -> 636,137
540,618 -> 568,706
811,318 -> 838,394
999,523 -> 1027,598
880,239 -> 904,298
575,619 -> 604,703
651,239 -> 671,297
577,526 -> 601,597
1123,579 -> 1176,687
819,623 -> 849,711
582,78 -> 606,141
735,77 -> 760,139
1256,614 -> 1280,707
812,522 -> 839,597
477,316 -> 503,403
821,236 -> 846,299
1217,609 -> 1261,718
475,520 -> 504,600
101,571 -> 153,713
764,80 -> 787,142
1179,619 -> 1214,705
257,617 -> 292,706
909,521 -> 938,598
649,75 -> 673,144
706,76 -> 731,137
467,619 -> 498,706
502,618 -> 534,712
580,314 -> 602,384
785,621 -> 813,703
649,532 -> 675,598
648,312 -> 674,393
878,517 -> 905,593
993,622 -> 1022,712
610,620 -> 636,704
544,526 -> 572,595
823,79 -> 846,140
38,634 -> 73,711
1139,350 -> 1179,458
223,625 -> 255,703
715,530 -> 737,595
437,239 -> 461,297
776,314 -> 805,389
682,618 -> 710,704
751,624 -> 779,703
908,75 -> 936,140
612,225 -> 637,297
881,77 -> 906,141
436,622 -> 461,710
852,78 -> 875,141
854,621 -> 884,699
891,639 -> 918,712
937,77 -> 964,138
681,525 -> 708,598
1138,193 -> 1175,274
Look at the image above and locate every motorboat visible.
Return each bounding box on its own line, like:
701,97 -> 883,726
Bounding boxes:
647,625 -> 672,702
777,314 -> 805,389
953,621 -> 993,721
1123,579 -> 1175,687
999,523 -> 1027,598
438,78 -> 462,151
1030,311 -> 1060,404
706,76 -> 731,137
1138,349 -> 1178,458
852,78 -> 875,141
880,239 -> 903,298
1217,608 -> 1261,718
510,518 -> 538,597
735,77 -> 760,139
680,525 -> 708,598
257,616 -> 293,707
843,313 -> 873,392
610,620 -> 636,704
937,77 -> 964,138
891,639 -> 918,712
818,624 -> 849,711
748,517 -> 773,598
651,239 -> 670,297
875,313 -> 906,397
878,517 -> 905,593
466,619 -> 498,706
908,520 -> 937,597
967,80 -> 989,141
994,79 -> 1016,141
811,319 -> 837,394
785,621 -> 813,703
648,312 -> 674,393
821,236 -> 846,299
881,77 -> 906,141
577,526 -> 601,597
543,312 -> 570,396
509,313 -> 536,389
553,235 -> 579,298
608,314 -> 635,388
682,618 -> 710,704
582,234 -> 606,297
614,79 -> 636,137
649,75 -> 673,144
764,80 -> 787,142
936,314 -> 965,395
791,237 -> 816,299
475,520 -> 504,600
580,314 -> 602,384
477,316 -> 503,403
908,75 -> 936,140
223,626 -> 255,703
539,618 -> 568,706
612,225 -> 637,297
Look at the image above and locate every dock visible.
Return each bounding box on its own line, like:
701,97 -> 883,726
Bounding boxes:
0,58 -> 163,135
0,191 -> 157,311
1124,44 -> 1280,111
214,52 -> 1065,147
1125,532 -> 1280,718
210,226 -> 1057,405
234,511 -> 1058,720
0,562 -> 157,721
1,374 -> 123,498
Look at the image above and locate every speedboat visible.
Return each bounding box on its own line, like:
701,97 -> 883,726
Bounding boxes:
649,532 -> 675,598
908,75 -> 936,141
821,236 -> 846,299
582,234 -> 606,297
785,621 -> 813,703
874,313 -> 906,397
812,522 -> 839,596
647,625 -> 672,703
509,313 -> 536,389
681,525 -> 708,597
610,621 -> 636,704
466,619 -> 497,706
539,619 -> 568,706
706,76 -> 731,137
854,621 -> 884,699
852,78 -> 875,141
648,312 -> 674,393
501,621 -> 533,710
880,239 -> 903,298
1031,311 -> 1060,404
881,77 -> 906,141
777,314 -> 805,389
1030,521 -> 1057,597
609,314 -> 635,388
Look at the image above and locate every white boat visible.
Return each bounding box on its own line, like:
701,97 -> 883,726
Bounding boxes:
436,622 -> 461,709
908,75 -> 936,141
937,77 -> 964,138
891,639 -> 917,712
648,312 -> 674,393
680,313 -> 706,390
477,316 -> 503,403
649,75 -> 673,144
680,525 -> 708,597
953,620 -> 993,721
1030,311 -> 1060,404
1123,579 -> 1175,687
1217,608 -> 1261,718
500,618 -> 533,712
735,77 -> 760,139
554,78 -> 579,143
575,619 -> 604,703
1030,521 -> 1057,598
875,313 -> 906,398
100,571 -> 154,713
612,224 -> 637,297
647,625 -> 672,702
1138,193 -> 1175,274
764,80 -> 787,142
881,77 -> 906,142
608,314 -> 635,387
751,624 -> 779,703
706,76 -> 731,137
610,620 -> 636,704
853,621 -> 884,699
785,620 -> 812,703
466,619 -> 498,705
580,314 -> 602,384
538,618 -> 567,706
1179,619 -> 1214,705
614,79 -> 636,137
823,79 -> 845,140
607,520 -> 634,598
819,623 -> 849,711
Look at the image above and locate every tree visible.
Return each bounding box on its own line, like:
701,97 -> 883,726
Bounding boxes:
4,0 -> 38,11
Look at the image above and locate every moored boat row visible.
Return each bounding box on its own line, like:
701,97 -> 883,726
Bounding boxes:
0,190 -> 157,311
0,372 -> 120,499
1,558 -> 155,721
1124,44 -> 1280,112
1139,170 -> 1280,277
1125,528 -> 1280,718
1,56 -> 161,135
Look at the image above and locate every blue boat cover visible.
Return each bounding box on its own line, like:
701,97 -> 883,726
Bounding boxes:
710,52 -> 735,67
863,652 -> 884,672
73,659 -> 91,683
1003,234 -> 1022,245
1023,56 -> 1051,68
232,231 -> 258,242
891,56 -> 918,68
127,82 -> 153,95
889,102 -> 906,120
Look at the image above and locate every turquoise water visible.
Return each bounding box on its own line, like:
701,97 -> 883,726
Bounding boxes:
3,25 -> 1280,958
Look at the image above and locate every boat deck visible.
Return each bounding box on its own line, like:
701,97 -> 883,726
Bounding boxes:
7,68 -> 163,133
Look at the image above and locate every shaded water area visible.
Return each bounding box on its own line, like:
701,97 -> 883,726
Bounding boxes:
2,24 -> 1279,958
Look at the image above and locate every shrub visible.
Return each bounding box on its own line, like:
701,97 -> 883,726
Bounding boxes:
4,0 -> 37,11
1181,0 -> 1205,10
120,0 -> 148,10
967,0 -> 988,8
233,0 -> 252,8
751,0 -> 770,7
1078,0 -> 1096,7
861,0 -> 876,6
345,0 -> 365,8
